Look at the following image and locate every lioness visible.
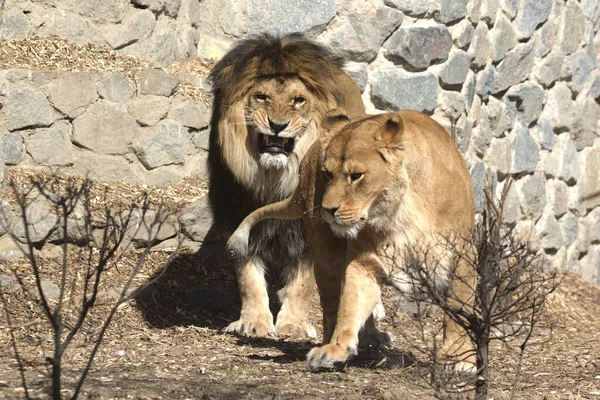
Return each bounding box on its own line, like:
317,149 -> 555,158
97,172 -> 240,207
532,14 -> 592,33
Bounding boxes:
207,33 -> 365,338
228,110 -> 476,371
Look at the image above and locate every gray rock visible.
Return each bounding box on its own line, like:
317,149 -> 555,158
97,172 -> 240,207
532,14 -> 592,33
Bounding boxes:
2,10 -> 30,39
493,42 -> 535,93
130,0 -> 163,12
384,0 -> 437,16
560,212 -> 579,247
5,87 -> 57,131
486,96 -> 513,137
499,180 -> 522,225
546,179 -> 569,218
139,69 -> 180,97
134,120 -> 189,170
515,173 -> 546,221
461,71 -> 476,112
534,14 -> 559,57
532,51 -> 564,88
120,209 -> 179,249
384,20 -> 452,70
62,0 -> 127,24
542,134 -> 580,185
195,0 -> 248,38
35,10 -> 104,45
249,0 -> 338,36
485,137 -> 512,178
438,90 -> 464,119
480,0 -> 499,23
448,19 -> 474,49
0,154 -> 4,190
468,22 -> 491,69
371,67 -> 438,113
0,274 -> 18,291
69,151 -> 142,183
581,0 -> 600,27
510,124 -> 539,174
582,146 -> 600,210
0,132 -> 23,165
470,160 -> 486,212
96,73 -> 135,103
435,0 -> 467,23
531,119 -> 554,151
29,70 -> 59,87
167,96 -> 210,130
581,248 -> 600,285
514,220 -> 541,250
13,203 -> 57,244
47,217 -> 92,245
104,9 -> 156,50
489,13 -> 517,62
27,122 -> 75,167
73,101 -> 138,155
475,62 -> 496,98
0,201 -> 13,237
321,3 -> 403,63
539,82 -> 573,132
536,211 -> 564,251
505,82 -> 544,126
467,0 -> 483,23
472,117 -> 492,157
344,62 -> 369,93
560,52 -> 593,94
38,280 -> 61,299
46,73 -> 99,119
583,72 -> 600,100
513,0 -> 552,39
588,208 -> 600,243
192,130 -> 210,152
500,0 -> 518,19
568,181 -> 586,216
558,0 -> 586,54
0,236 -> 28,261
164,0 -> 182,17
178,196 -> 212,242
438,49 -> 471,88
128,95 -> 172,127
571,96 -> 599,151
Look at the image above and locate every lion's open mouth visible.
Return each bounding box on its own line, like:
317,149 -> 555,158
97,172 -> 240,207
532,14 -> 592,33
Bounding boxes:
258,134 -> 295,156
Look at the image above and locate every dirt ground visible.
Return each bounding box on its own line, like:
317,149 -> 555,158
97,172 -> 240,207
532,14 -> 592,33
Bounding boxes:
1,231 -> 599,400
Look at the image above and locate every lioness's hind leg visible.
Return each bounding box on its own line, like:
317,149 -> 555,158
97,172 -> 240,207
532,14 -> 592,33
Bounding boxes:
276,257 -> 317,339
358,309 -> 394,351
225,257 -> 276,337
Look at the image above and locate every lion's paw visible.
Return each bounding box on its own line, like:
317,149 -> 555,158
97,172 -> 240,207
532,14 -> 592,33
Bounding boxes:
276,321 -> 317,339
305,344 -> 355,372
359,329 -> 394,351
224,316 -> 276,337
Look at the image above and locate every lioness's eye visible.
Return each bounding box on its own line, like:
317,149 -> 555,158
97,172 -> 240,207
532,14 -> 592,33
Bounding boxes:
350,173 -> 364,183
322,169 -> 333,182
254,93 -> 267,102
293,97 -> 306,106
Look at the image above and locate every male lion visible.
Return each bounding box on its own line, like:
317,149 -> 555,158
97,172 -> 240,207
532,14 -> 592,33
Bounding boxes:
207,33 -> 365,338
228,110 -> 477,371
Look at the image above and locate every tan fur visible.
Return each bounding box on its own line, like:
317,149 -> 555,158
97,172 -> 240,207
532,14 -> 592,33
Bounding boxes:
228,110 -> 476,370
211,34 -> 365,339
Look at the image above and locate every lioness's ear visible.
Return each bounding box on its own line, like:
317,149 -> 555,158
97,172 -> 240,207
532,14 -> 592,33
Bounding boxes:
376,113 -> 405,148
321,107 -> 351,135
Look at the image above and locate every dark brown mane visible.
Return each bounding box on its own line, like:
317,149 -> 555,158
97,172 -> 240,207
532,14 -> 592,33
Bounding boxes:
209,33 -> 345,103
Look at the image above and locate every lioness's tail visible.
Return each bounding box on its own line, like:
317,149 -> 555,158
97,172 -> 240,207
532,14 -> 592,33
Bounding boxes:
226,196 -> 303,260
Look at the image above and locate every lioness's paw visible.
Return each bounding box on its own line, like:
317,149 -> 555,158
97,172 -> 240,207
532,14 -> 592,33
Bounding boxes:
305,344 -> 354,372
224,317 -> 276,337
276,322 -> 317,339
358,329 -> 394,351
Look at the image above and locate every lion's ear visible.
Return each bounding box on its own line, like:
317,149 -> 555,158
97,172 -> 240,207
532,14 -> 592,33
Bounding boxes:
375,113 -> 405,148
321,107 -> 351,135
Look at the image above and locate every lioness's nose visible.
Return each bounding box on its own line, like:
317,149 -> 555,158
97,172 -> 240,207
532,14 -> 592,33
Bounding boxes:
268,119 -> 289,134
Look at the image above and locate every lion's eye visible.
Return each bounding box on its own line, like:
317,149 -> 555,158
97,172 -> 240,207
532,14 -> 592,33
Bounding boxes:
322,169 -> 333,182
350,173 -> 364,183
254,93 -> 267,102
293,97 -> 306,106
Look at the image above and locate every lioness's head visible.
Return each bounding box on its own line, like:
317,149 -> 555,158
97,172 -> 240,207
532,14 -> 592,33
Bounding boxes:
320,112 -> 407,238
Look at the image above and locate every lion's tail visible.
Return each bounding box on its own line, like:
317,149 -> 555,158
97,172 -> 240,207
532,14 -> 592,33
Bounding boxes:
226,196 -> 303,261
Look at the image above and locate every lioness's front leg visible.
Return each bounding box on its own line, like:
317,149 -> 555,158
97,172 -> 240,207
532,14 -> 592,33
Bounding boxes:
306,259 -> 382,371
225,257 -> 276,337
276,257 -> 317,339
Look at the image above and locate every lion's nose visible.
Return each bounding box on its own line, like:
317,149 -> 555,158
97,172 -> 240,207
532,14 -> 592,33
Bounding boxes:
323,206 -> 339,217
268,119 -> 289,134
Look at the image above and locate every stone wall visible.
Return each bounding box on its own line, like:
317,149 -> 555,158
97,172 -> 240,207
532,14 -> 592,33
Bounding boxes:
1,0 -> 600,284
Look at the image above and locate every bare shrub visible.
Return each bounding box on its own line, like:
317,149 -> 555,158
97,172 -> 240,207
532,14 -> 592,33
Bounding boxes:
384,173 -> 561,399
0,176 -> 180,399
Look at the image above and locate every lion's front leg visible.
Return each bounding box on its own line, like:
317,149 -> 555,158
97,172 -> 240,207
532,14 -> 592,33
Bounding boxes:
275,257 -> 317,339
306,260 -> 382,371
225,257 -> 276,337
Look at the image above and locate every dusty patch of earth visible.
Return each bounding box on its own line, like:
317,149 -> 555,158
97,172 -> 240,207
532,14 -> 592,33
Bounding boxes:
1,239 -> 599,399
